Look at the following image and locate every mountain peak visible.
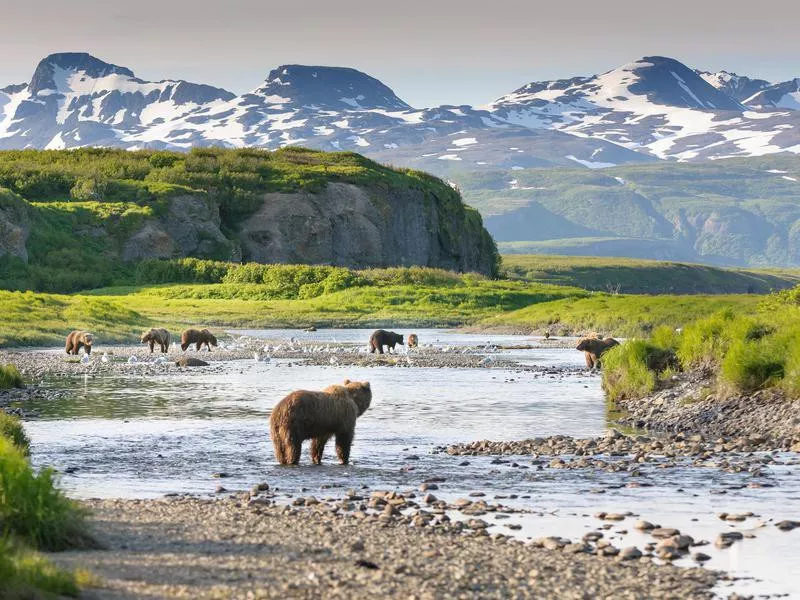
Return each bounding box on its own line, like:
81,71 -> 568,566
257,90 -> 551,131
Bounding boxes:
29,52 -> 134,95
254,64 -> 412,111
617,56 -> 744,110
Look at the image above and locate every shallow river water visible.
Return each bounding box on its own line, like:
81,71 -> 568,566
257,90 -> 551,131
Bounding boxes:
17,329 -> 800,598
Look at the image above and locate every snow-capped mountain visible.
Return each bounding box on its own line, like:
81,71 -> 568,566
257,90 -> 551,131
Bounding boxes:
0,52 -> 798,170
696,70 -> 771,102
487,56 -> 800,161
0,52 -> 234,149
744,78 -> 800,109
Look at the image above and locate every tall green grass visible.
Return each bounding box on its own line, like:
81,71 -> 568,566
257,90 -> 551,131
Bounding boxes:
0,437 -> 92,551
0,364 -> 24,389
0,412 -> 30,455
604,306 -> 800,401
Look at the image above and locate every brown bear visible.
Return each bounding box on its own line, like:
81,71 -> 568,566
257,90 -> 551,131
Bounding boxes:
65,331 -> 94,355
180,328 -> 217,352
407,333 -> 419,348
141,328 -> 171,353
270,379 -> 372,465
576,336 -> 620,369
369,329 -> 404,354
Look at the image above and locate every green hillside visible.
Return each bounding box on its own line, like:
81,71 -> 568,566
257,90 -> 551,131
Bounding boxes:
456,155 -> 800,268
501,254 -> 800,294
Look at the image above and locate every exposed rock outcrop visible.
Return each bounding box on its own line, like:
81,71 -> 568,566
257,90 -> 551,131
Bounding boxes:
238,182 -> 497,274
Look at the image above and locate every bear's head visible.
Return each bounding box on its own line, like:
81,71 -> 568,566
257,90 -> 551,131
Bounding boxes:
407,334 -> 418,347
141,331 -> 152,343
83,333 -> 94,354
202,329 -> 218,346
394,332 -> 404,345
576,337 -> 600,352
343,379 -> 371,416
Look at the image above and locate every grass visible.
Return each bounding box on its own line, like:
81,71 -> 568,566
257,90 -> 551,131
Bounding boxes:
0,364 -> 24,389
501,254 -> 800,295
480,293 -> 760,337
0,412 -> 30,455
0,537 -> 83,599
0,436 -> 91,551
601,299 -> 800,401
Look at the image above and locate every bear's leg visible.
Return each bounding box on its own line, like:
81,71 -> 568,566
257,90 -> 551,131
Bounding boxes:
377,345 -> 384,355
76,342 -> 83,355
149,341 -> 155,353
584,352 -> 595,369
181,342 -> 188,351
369,342 -> 376,354
272,437 -> 286,464
335,430 -> 354,465
311,435 -> 330,465
284,431 -> 302,465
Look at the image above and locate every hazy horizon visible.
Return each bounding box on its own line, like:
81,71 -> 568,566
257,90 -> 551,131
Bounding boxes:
2,0 -> 798,107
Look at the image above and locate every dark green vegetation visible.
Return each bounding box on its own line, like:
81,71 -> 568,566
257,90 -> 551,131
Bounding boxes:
502,254 -> 800,295
457,155 -> 800,268
0,419 -> 89,597
602,300 -> 800,401
0,147 -> 498,292
0,363 -> 24,389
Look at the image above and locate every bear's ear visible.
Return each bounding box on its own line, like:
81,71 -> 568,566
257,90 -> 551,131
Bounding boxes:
363,381 -> 370,389
344,379 -> 351,385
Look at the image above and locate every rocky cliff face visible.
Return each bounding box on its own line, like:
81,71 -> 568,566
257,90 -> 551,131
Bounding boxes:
238,183 -> 496,274
3,181 -> 497,276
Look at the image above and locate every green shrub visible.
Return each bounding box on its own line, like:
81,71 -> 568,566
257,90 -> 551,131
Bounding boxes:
720,337 -> 786,393
0,537 -> 81,598
601,341 -> 659,401
782,339 -> 800,396
0,437 -> 92,551
0,364 -> 24,389
0,412 -> 30,455
650,324 -> 680,350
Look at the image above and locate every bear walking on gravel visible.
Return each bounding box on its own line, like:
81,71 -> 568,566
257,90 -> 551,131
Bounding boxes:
180,328 -> 217,352
369,330 -> 404,354
270,379 -> 372,465
141,328 -> 171,353
407,334 -> 419,348
576,336 -> 620,369
65,331 -> 94,355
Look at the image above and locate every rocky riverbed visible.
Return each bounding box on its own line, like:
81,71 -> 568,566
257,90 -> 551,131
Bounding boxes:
613,370 -> 800,447
50,496 -> 720,599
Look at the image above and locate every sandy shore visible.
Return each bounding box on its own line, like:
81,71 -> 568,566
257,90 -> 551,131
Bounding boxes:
50,497 -> 719,599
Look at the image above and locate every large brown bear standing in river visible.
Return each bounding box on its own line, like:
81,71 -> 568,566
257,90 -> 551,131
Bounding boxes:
576,336 -> 619,369
141,328 -> 171,353
65,331 -> 94,355
180,328 -> 217,352
369,329 -> 404,354
270,379 -> 372,465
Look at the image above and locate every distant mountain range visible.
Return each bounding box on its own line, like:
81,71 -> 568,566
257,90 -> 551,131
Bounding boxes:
1,52 -> 798,171
3,52 -> 800,268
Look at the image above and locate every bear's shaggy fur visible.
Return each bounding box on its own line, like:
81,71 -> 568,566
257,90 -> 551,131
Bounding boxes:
65,331 -> 93,355
576,336 -> 620,369
141,328 -> 171,353
175,357 -> 209,367
180,328 -> 217,352
407,334 -> 419,348
369,330 -> 404,354
270,379 -> 372,465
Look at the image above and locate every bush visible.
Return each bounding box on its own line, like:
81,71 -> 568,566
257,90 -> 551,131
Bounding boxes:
0,437 -> 92,551
0,364 -> 24,389
601,341 -> 660,401
0,412 -> 30,455
720,337 -> 786,393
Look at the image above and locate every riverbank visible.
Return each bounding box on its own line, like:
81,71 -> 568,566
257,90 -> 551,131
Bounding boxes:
50,496 -> 719,599
613,370 -> 800,447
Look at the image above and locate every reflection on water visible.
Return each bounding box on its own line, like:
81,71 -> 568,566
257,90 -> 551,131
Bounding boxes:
16,329 -> 800,597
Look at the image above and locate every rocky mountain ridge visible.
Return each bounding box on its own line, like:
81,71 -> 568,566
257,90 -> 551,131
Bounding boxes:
1,52 -> 798,171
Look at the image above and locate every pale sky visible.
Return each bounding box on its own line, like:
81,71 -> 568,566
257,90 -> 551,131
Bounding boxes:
1,0 -> 798,107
